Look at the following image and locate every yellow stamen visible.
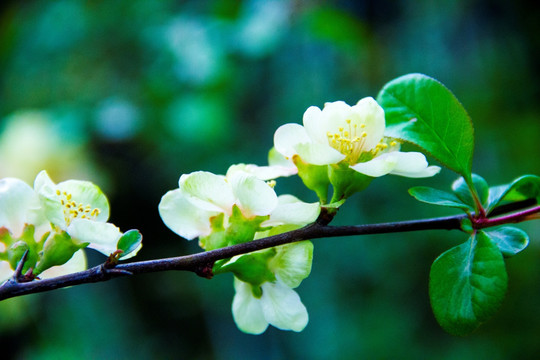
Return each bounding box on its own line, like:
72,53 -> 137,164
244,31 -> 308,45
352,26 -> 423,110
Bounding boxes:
57,190 -> 101,226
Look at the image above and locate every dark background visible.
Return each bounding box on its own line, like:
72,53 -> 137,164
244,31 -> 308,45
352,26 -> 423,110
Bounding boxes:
1,1 -> 539,359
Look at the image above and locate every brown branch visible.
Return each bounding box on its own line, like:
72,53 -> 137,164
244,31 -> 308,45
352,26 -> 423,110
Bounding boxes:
0,199 -> 536,301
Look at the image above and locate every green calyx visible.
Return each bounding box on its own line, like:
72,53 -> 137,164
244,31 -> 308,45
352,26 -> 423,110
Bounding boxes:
2,225 -> 40,274
215,249 -> 277,289
199,205 -> 268,251
328,162 -> 373,203
34,231 -> 87,275
293,155 -> 330,204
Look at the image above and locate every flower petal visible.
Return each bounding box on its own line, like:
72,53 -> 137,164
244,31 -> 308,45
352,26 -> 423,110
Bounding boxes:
34,170 -> 67,228
388,152 -> 441,178
271,241 -> 313,288
67,219 -> 122,255
229,172 -> 278,217
0,261 -> 13,284
58,180 -> 110,222
260,281 -> 309,332
274,123 -> 310,159
351,97 -> 385,151
232,277 -> 269,334
226,162 -> 296,181
295,142 -> 345,166
302,105 -> 328,144
158,189 -> 218,240
261,195 -> 320,227
180,171 -> 235,213
0,178 -> 44,237
39,249 -> 87,278
350,152 -> 399,177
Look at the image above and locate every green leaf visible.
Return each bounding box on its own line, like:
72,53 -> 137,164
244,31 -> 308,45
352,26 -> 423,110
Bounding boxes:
452,174 -> 489,209
409,186 -> 471,210
484,226 -> 529,257
117,230 -> 143,259
429,231 -> 508,336
487,175 -> 540,212
377,73 -> 474,178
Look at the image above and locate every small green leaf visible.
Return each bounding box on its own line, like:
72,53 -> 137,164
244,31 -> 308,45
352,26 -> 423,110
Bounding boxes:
461,217 -> 474,233
429,231 -> 507,336
117,230 -> 143,259
452,174 -> 489,209
487,175 -> 540,212
377,73 -> 474,178
484,226 -> 529,257
408,186 -> 471,210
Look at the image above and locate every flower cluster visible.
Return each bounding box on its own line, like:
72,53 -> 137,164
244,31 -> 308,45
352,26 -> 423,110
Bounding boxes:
274,97 -> 440,202
159,164 -> 319,333
0,171 -> 141,283
159,97 -> 440,334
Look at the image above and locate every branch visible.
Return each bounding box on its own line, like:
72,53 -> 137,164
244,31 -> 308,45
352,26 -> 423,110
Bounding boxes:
0,199 -> 537,301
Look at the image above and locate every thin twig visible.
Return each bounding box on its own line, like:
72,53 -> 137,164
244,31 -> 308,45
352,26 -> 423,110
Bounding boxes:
0,200 -> 537,301
12,249 -> 29,282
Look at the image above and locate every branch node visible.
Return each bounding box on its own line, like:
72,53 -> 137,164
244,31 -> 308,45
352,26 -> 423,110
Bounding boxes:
98,262 -> 133,278
316,207 -> 337,226
11,250 -> 36,283
195,262 -> 214,279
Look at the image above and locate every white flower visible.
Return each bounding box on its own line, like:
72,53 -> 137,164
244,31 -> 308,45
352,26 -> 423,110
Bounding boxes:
0,177 -> 86,282
231,241 -> 313,334
34,170 -> 126,257
159,169 -> 278,240
274,97 -> 440,178
232,277 -> 308,334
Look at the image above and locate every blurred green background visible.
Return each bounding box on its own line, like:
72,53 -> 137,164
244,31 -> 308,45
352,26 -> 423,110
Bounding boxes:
1,0 -> 539,359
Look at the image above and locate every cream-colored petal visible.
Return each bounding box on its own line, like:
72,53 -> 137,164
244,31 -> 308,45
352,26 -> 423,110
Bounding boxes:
40,249 -> 87,278
226,163 -> 297,181
261,195 -> 320,227
274,123 -> 310,158
321,101 -> 353,132
0,261 -> 13,284
67,219 -> 122,255
34,171 -> 67,229
232,278 -> 269,334
351,97 -> 385,151
58,179 -> 110,222
389,152 -> 441,178
180,171 -> 235,213
350,152 -> 398,177
0,178 -> 44,237
271,241 -> 313,288
305,101 -> 352,144
302,105 -> 328,144
260,281 -> 309,332
230,172 -> 278,217
295,142 -> 345,166
158,189 -> 218,240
